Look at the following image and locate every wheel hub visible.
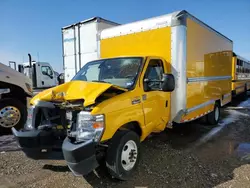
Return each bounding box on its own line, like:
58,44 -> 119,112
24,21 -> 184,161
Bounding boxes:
121,140 -> 138,171
0,106 -> 21,128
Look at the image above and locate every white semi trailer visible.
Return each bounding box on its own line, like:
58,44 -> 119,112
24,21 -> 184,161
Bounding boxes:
62,17 -> 119,82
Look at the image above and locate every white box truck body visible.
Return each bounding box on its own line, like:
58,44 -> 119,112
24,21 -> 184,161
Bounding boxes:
62,17 -> 119,82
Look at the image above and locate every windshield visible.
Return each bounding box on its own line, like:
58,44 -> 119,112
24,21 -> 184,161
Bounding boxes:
72,57 -> 143,89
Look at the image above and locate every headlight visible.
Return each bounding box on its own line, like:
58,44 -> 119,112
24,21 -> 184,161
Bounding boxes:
76,111 -> 105,142
25,83 -> 33,93
24,106 -> 35,130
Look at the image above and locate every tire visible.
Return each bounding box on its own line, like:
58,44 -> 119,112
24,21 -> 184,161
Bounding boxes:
0,98 -> 27,130
243,85 -> 248,100
206,102 -> 220,125
106,130 -> 140,180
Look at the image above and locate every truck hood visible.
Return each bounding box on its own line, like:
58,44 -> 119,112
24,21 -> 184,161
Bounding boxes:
31,80 -> 127,107
0,62 -> 32,95
0,63 -> 31,84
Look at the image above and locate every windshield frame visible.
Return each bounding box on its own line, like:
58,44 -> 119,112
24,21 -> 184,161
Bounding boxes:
71,57 -> 144,90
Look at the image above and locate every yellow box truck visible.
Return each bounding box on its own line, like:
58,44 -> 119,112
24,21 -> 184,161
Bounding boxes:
12,10 -> 233,180
231,53 -> 250,97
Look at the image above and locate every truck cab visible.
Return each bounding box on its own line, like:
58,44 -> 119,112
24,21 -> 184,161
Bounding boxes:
21,61 -> 57,89
12,56 -> 175,178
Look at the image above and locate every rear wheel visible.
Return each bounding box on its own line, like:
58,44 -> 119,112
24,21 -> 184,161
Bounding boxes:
0,98 -> 27,130
206,102 -> 220,125
243,85 -> 248,99
106,130 -> 140,180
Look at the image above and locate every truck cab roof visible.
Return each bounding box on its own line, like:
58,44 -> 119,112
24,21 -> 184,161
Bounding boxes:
22,61 -> 50,67
96,56 -> 164,61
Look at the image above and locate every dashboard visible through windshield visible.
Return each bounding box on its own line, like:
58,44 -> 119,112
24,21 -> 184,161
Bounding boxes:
72,57 -> 143,89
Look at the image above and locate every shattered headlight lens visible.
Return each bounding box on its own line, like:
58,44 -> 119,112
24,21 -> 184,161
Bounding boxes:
76,111 -> 105,142
24,106 -> 35,130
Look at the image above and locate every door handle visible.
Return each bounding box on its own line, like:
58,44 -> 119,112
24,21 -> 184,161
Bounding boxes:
142,94 -> 147,101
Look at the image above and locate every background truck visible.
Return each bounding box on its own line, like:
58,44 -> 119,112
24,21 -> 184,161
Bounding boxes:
10,54 -> 64,95
18,54 -> 61,94
13,10 -> 233,180
62,17 -> 119,82
0,62 -> 32,131
231,53 -> 250,98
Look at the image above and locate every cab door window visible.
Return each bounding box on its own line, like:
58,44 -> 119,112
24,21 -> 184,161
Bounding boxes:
41,66 -> 53,77
143,59 -> 164,91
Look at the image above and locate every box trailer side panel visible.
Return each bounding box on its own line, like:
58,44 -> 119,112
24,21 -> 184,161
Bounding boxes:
100,12 -> 174,63
63,27 -> 77,82
78,20 -> 119,70
100,27 -> 171,66
63,22 -> 98,82
97,21 -> 120,57
183,18 -> 233,122
79,22 -> 98,55
78,22 -> 99,80
63,18 -> 119,82
100,10 -> 234,123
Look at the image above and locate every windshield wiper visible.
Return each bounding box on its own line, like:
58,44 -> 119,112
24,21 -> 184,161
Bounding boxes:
92,80 -> 111,84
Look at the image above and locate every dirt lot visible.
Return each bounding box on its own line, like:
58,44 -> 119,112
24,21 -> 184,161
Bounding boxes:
1,97 -> 250,188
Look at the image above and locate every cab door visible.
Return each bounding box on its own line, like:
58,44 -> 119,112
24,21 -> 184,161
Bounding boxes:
140,58 -> 171,132
38,63 -> 56,88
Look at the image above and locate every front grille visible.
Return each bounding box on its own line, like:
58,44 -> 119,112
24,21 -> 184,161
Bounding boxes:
52,99 -> 84,110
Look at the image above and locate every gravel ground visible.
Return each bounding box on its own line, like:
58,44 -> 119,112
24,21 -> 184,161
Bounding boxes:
0,97 -> 250,188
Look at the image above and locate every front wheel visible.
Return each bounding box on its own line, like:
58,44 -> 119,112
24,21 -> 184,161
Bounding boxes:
206,102 -> 220,125
0,98 -> 27,130
106,130 -> 140,180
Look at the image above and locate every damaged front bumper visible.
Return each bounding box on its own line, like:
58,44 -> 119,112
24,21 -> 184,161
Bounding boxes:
12,127 -> 66,160
62,138 -> 99,176
11,100 -> 71,160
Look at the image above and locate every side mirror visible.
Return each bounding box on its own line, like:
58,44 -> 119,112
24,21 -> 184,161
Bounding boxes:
57,73 -> 65,85
162,74 -> 175,92
143,78 -> 150,91
18,65 -> 24,73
